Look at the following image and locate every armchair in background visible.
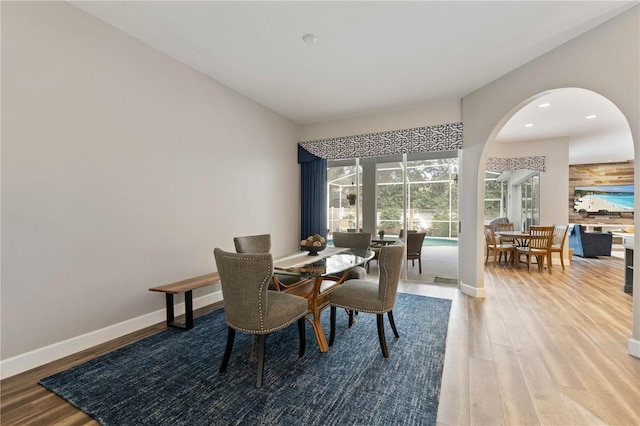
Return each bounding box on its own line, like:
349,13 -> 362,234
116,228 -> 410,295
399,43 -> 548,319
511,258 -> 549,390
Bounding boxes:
568,224 -> 612,258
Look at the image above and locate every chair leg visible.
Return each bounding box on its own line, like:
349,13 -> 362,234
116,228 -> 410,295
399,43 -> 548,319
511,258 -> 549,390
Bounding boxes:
418,258 -> 422,274
256,334 -> 266,388
376,314 -> 389,358
388,310 -> 399,338
219,326 -> 235,373
560,252 -> 565,270
546,255 -> 552,274
297,317 -> 306,357
348,309 -> 354,328
329,306 -> 336,346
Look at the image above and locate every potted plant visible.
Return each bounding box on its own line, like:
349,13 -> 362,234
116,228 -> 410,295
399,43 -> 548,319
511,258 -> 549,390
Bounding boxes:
378,229 -> 385,239
346,193 -> 357,205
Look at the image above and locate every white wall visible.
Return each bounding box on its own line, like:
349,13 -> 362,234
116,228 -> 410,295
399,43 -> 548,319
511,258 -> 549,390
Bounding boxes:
487,137 -> 570,227
1,2 -> 301,375
299,99 -> 462,141
461,7 -> 639,354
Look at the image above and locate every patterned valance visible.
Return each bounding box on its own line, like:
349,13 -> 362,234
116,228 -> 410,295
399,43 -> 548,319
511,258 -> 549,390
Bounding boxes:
486,156 -> 546,172
299,122 -> 462,160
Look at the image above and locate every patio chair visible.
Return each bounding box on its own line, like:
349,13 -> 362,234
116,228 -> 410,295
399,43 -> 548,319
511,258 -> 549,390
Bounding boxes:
406,232 -> 427,273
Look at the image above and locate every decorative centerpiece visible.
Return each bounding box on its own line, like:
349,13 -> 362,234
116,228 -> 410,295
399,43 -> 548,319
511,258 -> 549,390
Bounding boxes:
300,234 -> 327,256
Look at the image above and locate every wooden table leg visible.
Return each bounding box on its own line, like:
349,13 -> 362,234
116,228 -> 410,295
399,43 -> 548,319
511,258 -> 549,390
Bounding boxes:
307,273 -> 349,353
309,308 -> 329,353
283,271 -> 351,353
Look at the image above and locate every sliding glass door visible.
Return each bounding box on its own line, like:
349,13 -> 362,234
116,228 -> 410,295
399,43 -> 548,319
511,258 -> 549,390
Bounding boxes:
328,152 -> 459,280
327,160 -> 362,233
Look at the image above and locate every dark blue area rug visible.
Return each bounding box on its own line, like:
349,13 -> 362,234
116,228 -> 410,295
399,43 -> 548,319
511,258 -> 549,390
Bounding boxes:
39,293 -> 451,425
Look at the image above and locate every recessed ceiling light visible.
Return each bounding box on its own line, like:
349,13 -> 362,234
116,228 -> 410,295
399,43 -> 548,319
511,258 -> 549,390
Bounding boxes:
538,102 -> 551,108
585,114 -> 597,119
524,123 -> 534,128
302,34 -> 317,45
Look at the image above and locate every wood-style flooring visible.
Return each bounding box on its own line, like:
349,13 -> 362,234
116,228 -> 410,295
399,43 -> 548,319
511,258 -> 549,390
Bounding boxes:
1,254 -> 638,425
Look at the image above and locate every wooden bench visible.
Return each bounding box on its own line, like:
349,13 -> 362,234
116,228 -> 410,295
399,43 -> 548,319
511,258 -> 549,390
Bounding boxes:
149,272 -> 220,330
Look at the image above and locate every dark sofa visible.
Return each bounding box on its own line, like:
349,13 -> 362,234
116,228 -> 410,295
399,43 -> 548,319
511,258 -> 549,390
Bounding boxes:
568,224 -> 613,257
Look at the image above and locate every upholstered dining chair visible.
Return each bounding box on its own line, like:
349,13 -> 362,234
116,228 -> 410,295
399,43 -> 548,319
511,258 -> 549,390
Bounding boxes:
483,225 -> 516,267
516,225 -> 554,273
332,231 -> 371,279
549,224 -> 569,270
406,232 -> 427,273
328,242 -> 404,358
233,234 -> 302,290
214,248 -> 308,388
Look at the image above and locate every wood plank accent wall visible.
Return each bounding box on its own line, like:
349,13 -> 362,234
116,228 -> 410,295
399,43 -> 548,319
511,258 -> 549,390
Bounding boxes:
569,161 -> 634,226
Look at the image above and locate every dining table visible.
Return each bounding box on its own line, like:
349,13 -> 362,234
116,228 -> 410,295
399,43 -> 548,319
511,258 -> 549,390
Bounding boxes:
272,247 -> 374,352
496,230 -> 530,247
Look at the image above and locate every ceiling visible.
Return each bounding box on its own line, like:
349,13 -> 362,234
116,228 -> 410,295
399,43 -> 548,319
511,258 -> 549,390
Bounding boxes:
68,1 -> 637,164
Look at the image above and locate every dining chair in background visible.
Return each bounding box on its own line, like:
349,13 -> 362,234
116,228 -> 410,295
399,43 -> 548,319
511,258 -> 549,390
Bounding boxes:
516,225 -> 554,273
483,225 -> 516,267
233,233 -> 302,290
332,231 -> 371,279
214,248 -> 308,388
328,242 -> 404,358
549,224 -> 569,270
496,222 -> 515,244
406,232 -> 427,273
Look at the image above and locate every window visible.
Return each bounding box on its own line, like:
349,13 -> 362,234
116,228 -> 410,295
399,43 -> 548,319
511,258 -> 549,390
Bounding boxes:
327,161 -> 361,233
328,153 -> 458,239
484,171 -> 507,221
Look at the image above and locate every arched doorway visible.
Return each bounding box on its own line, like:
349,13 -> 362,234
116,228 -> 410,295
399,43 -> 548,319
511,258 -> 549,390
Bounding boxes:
475,87 -> 636,356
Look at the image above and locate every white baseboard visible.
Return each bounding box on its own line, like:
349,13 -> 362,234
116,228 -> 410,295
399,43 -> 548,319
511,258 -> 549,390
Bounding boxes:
629,338 -> 640,359
0,290 -> 223,380
459,281 -> 486,298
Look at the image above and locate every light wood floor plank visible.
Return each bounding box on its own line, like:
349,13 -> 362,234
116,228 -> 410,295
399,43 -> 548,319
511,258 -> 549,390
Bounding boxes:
469,356 -> 505,425
437,315 -> 470,426
490,342 -> 539,425
2,253 -> 639,426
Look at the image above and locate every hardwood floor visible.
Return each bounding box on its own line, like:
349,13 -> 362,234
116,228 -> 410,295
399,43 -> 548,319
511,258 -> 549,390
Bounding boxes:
436,255 -> 639,426
1,255 -> 638,425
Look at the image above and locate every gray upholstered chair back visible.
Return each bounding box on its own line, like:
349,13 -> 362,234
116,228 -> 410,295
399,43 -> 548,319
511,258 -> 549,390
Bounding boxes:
333,232 -> 371,250
233,234 -> 271,254
214,248 -> 273,333
377,243 -> 405,310
233,233 -> 302,288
